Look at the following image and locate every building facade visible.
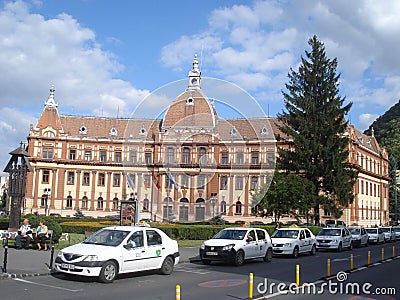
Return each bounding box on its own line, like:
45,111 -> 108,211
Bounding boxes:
24,57 -> 390,225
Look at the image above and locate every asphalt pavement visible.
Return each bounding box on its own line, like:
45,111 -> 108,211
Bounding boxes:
0,241 -> 399,300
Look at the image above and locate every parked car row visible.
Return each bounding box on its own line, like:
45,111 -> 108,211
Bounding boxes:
54,224 -> 400,284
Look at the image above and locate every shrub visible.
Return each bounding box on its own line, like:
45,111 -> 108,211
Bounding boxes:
60,224 -> 106,234
0,218 -> 9,230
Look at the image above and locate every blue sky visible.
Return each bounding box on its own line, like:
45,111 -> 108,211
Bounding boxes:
1,0 -> 400,169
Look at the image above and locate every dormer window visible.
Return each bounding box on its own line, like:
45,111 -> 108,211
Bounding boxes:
357,136 -> 363,144
186,96 -> 194,106
109,127 -> 118,137
261,126 -> 269,135
230,127 -> 238,136
79,125 -> 87,135
139,126 -> 147,136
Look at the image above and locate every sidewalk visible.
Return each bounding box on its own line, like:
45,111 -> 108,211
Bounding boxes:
0,246 -> 200,279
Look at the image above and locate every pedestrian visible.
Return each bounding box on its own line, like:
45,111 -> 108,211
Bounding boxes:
35,219 -> 49,251
15,219 -> 33,250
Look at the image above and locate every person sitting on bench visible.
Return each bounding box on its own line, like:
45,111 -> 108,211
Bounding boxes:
15,219 -> 33,250
35,219 -> 49,251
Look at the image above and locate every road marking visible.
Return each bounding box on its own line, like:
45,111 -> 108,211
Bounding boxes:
175,265 -> 210,275
13,278 -> 83,292
198,279 -> 247,288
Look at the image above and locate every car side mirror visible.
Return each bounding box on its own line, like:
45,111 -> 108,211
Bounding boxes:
124,243 -> 133,249
246,238 -> 252,243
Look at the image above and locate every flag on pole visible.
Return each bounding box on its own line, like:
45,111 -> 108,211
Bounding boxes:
126,174 -> 135,191
141,175 -> 147,189
152,173 -> 161,190
167,172 -> 179,190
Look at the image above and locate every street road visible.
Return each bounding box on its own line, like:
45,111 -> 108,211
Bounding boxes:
0,241 -> 399,300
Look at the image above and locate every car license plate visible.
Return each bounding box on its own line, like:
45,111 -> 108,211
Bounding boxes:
206,251 -> 218,256
61,263 -> 75,270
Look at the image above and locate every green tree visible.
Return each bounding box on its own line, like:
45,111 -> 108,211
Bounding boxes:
278,35 -> 358,225
253,172 -> 314,223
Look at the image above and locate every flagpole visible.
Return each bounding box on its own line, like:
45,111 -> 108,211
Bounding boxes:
150,169 -> 154,221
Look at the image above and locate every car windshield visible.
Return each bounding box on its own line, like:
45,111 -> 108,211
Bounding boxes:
83,229 -> 129,247
393,228 -> 400,233
366,229 -> 377,234
213,229 -> 247,240
349,228 -> 360,234
325,220 -> 336,225
271,230 -> 299,239
380,228 -> 390,233
318,229 -> 341,236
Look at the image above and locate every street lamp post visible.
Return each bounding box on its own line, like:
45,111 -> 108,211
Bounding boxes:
129,192 -> 139,225
3,144 -> 32,228
210,197 -> 216,219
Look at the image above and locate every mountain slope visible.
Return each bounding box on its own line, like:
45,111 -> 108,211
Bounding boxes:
364,100 -> 400,161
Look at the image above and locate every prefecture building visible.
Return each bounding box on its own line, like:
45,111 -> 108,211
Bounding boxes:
23,56 -> 390,226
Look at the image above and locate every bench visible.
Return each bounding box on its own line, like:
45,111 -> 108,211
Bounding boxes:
5,228 -> 53,249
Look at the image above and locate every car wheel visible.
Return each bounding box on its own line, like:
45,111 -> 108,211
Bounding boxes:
99,261 -> 118,283
263,248 -> 272,263
160,256 -> 175,275
348,242 -> 353,250
234,250 -> 245,266
292,246 -> 299,258
337,243 -> 342,252
201,259 -> 211,265
310,244 -> 316,256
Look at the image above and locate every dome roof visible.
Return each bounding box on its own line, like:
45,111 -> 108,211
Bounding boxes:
162,89 -> 217,130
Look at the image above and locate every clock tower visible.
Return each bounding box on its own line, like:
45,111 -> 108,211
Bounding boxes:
188,54 -> 201,90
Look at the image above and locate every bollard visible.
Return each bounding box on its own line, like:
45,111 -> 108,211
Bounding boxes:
367,251 -> 371,265
249,273 -> 254,299
381,248 -> 385,261
49,245 -> 55,270
327,259 -> 331,277
2,245 -> 8,273
296,264 -> 300,286
392,246 -> 395,258
350,254 -> 354,270
175,284 -> 181,300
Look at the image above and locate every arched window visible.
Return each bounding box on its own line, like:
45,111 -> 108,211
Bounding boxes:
235,201 -> 242,214
66,195 -> 73,208
163,197 -> 173,203
196,198 -> 205,204
180,198 -> 189,203
113,197 -> 119,210
182,147 -> 191,164
195,198 -> 205,221
198,147 -> 207,165
97,197 -> 104,209
143,198 -> 149,211
220,200 -> 227,214
82,196 -> 88,209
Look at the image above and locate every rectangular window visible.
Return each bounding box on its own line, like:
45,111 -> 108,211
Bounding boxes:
366,181 -> 368,195
115,151 -> 122,163
181,175 -> 189,187
166,148 -> 175,164
42,170 -> 50,183
82,172 -> 90,186
251,176 -> 258,191
66,197 -> 73,208
113,173 -> 121,187
236,153 -> 244,165
67,171 -> 75,185
361,180 -> 364,194
197,175 -> 205,189
267,153 -> 275,166
98,172 -> 105,186
251,152 -> 259,165
69,150 -> 76,160
236,176 -> 243,190
42,148 -> 53,159
130,150 -> 137,163
145,152 -> 152,164
100,151 -> 107,162
220,175 -> 228,190
144,174 -> 151,188
81,197 -> 88,209
221,153 -> 228,165
84,151 -> 91,161
182,148 -> 191,164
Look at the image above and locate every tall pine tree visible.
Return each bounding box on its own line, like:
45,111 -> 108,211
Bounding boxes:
278,35 -> 358,225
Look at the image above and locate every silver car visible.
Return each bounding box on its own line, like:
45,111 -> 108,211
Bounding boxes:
365,228 -> 385,244
380,227 -> 396,242
393,226 -> 400,241
348,227 -> 369,247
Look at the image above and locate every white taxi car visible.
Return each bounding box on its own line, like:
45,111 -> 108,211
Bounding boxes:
199,227 -> 273,266
271,228 -> 317,258
55,226 -> 180,283
316,227 -> 352,252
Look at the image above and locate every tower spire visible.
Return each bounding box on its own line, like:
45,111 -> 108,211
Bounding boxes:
188,54 -> 201,90
45,84 -> 58,108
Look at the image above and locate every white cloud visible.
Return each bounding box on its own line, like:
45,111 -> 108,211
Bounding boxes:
358,113 -> 379,130
161,0 -> 400,129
